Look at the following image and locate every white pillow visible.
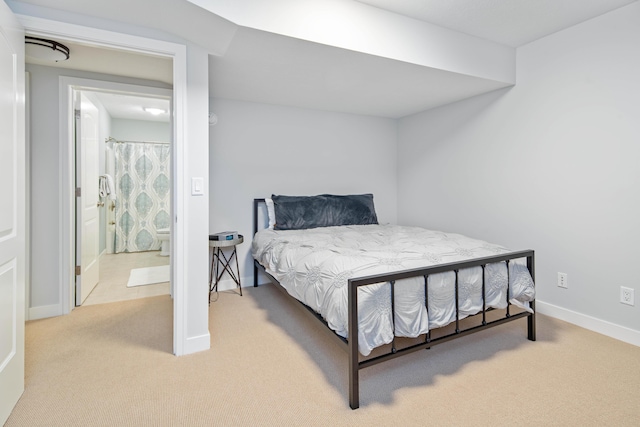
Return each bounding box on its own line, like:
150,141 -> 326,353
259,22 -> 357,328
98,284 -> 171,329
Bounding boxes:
265,198 -> 276,229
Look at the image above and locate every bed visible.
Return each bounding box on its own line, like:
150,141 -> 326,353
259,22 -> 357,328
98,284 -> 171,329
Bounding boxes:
251,195 -> 536,409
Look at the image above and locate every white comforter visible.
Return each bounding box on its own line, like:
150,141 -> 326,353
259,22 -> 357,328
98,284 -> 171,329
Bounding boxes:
252,224 -> 535,356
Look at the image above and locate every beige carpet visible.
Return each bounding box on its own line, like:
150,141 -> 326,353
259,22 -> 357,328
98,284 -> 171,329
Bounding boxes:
6,285 -> 640,426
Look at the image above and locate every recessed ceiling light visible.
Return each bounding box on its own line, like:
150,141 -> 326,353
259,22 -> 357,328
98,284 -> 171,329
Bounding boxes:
143,107 -> 166,115
25,36 -> 70,62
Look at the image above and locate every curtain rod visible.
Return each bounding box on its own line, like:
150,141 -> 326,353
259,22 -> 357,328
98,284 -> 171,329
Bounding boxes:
105,136 -> 170,145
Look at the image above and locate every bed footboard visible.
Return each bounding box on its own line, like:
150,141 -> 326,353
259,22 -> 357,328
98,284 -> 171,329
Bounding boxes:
347,250 -> 535,409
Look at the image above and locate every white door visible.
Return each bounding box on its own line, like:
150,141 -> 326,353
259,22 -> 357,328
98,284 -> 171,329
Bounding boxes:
0,1 -> 25,424
74,91 -> 100,305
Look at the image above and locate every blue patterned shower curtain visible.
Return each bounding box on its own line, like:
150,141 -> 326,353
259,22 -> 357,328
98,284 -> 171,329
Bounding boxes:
114,141 -> 170,253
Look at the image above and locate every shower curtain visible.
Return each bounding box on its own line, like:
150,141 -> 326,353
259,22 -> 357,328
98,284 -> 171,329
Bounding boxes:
114,141 -> 170,253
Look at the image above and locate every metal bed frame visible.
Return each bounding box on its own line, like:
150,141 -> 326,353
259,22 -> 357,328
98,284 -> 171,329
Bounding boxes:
252,198 -> 536,409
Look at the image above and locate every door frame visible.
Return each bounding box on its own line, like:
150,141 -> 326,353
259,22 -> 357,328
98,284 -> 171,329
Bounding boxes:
18,15 -> 188,355
73,89 -> 99,307
63,80 -> 173,306
0,1 -> 25,422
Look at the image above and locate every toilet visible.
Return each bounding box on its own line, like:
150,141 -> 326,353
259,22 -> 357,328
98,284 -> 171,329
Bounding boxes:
157,228 -> 170,256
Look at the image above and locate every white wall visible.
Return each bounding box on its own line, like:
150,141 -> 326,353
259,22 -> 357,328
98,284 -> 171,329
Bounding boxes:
209,98 -> 398,286
397,3 -> 640,343
25,63 -> 170,316
183,44 -> 211,351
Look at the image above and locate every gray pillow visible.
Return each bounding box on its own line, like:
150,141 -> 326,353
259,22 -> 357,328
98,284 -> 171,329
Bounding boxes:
272,194 -> 378,231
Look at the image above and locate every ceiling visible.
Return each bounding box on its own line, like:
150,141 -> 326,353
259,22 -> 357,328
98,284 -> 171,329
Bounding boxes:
14,0 -> 638,118
89,92 -> 171,123
209,27 -> 510,118
355,0 -> 637,47
209,0 -> 637,117
25,39 -> 172,123
26,39 -> 173,85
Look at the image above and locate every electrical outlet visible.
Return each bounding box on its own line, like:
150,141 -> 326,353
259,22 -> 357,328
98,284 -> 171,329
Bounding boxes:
557,272 -> 568,289
620,287 -> 635,306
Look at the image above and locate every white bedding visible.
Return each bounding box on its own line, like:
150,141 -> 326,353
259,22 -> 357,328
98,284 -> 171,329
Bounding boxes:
252,224 -> 535,356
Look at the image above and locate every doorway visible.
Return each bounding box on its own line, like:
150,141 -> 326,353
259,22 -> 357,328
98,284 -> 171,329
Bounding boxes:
71,85 -> 173,306
21,17 -> 203,356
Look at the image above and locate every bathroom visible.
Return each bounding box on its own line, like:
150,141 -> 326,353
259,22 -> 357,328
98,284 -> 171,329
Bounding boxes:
82,89 -> 172,306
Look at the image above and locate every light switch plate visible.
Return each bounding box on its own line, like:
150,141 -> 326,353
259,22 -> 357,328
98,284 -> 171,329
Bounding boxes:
191,177 -> 204,196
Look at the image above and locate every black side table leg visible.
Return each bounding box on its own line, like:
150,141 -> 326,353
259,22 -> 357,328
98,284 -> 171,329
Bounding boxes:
233,247 -> 242,296
209,248 -> 214,304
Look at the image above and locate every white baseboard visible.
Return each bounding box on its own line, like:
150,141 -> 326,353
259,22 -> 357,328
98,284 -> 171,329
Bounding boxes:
212,280 -> 640,348
213,275 -> 253,292
180,332 -> 210,355
536,300 -> 640,347
28,304 -> 62,320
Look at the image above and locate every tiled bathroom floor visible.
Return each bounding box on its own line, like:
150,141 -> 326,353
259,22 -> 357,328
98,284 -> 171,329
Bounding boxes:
83,251 -> 170,306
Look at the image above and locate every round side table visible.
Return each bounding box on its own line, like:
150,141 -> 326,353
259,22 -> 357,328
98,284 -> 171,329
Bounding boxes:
209,234 -> 243,302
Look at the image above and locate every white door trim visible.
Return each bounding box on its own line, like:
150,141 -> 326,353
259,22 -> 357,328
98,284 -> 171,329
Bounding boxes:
24,71 -> 30,322
60,80 -> 172,308
59,78 -> 173,311
17,15 -> 188,355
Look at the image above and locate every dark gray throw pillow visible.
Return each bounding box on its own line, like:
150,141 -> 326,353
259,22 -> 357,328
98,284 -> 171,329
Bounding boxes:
272,194 -> 378,231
